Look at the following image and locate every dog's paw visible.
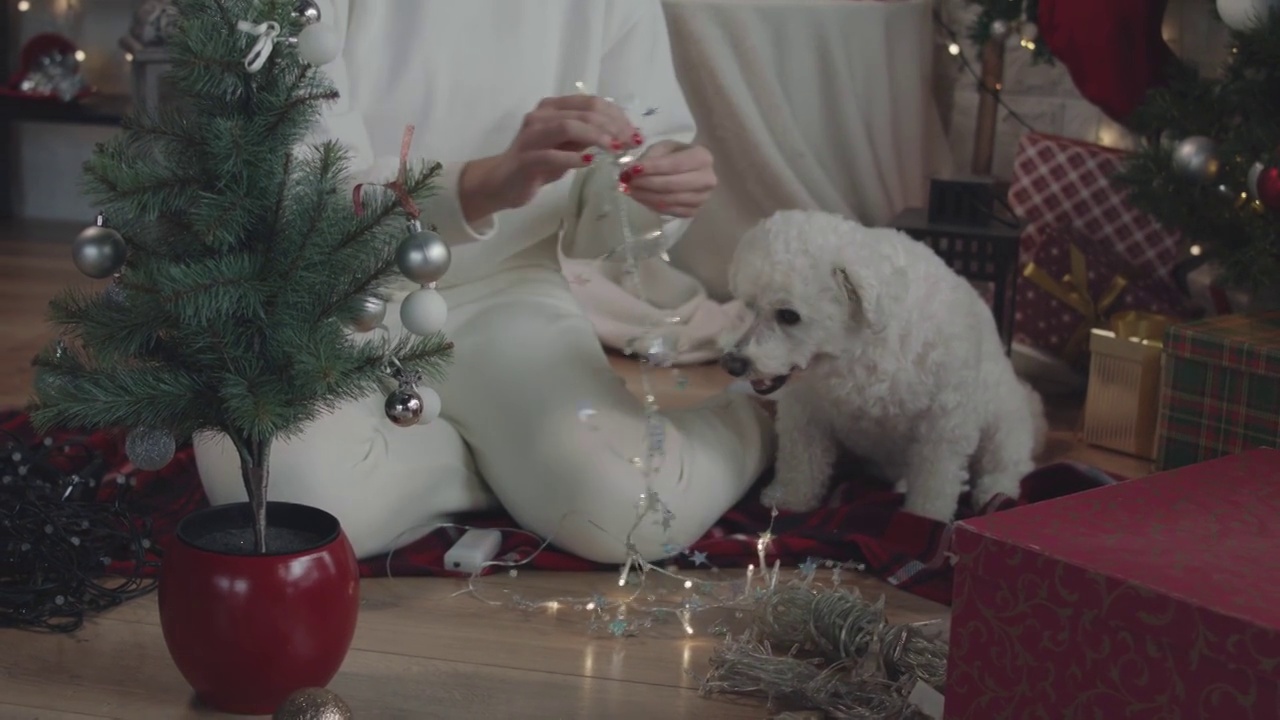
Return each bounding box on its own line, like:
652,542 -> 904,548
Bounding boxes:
760,480 -> 824,513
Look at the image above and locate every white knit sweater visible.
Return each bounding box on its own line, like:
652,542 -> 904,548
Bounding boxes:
312,0 -> 696,288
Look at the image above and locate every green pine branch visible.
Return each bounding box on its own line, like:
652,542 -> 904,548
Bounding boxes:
34,0 -> 453,483
1115,11 -> 1280,291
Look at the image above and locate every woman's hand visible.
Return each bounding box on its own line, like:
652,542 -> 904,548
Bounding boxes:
619,141 -> 716,218
459,95 -> 643,224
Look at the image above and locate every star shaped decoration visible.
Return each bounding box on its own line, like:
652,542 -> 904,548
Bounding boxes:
691,550 -> 709,567
799,557 -> 819,576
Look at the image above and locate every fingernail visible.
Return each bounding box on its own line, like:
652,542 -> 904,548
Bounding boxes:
619,169 -> 632,184
632,132 -> 644,146
610,139 -> 624,151
619,183 -> 632,195
629,164 -> 644,176
581,152 -> 594,164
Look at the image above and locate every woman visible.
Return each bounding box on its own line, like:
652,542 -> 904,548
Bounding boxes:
194,0 -> 774,563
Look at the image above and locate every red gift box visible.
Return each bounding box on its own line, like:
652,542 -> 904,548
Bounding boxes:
1009,132 -> 1182,283
1013,226 -> 1188,367
946,449 -> 1280,719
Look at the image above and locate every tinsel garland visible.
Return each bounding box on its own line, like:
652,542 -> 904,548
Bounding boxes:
700,583 -> 947,719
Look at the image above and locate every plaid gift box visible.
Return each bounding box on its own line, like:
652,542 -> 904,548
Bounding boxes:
1156,312 -> 1280,470
1009,132 -> 1182,284
1013,226 -> 1188,368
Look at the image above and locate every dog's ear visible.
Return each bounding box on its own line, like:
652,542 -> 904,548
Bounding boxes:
834,267 -> 861,314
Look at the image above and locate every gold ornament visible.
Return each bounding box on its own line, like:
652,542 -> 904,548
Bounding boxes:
273,687 -> 353,720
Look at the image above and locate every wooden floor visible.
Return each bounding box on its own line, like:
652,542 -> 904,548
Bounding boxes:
0,225 -> 1152,719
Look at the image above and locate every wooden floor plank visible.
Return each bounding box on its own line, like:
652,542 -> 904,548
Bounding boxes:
0,613 -> 762,720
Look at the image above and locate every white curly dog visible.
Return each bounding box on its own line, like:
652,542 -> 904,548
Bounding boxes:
721,210 -> 1046,522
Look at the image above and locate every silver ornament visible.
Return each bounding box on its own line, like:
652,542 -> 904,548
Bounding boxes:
1249,161 -> 1266,198
125,427 -> 176,471
72,214 -> 128,279
1171,136 -> 1221,184
385,388 -> 424,427
105,275 -> 127,305
989,19 -> 1011,39
346,295 -> 386,333
395,222 -> 451,284
294,0 -> 322,24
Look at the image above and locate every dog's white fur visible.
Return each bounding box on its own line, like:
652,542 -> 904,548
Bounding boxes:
727,210 -> 1047,521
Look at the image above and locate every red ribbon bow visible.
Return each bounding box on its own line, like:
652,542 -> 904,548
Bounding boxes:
352,125 -> 420,219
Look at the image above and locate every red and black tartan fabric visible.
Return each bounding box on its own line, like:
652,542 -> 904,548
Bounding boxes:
0,410 -> 1123,606
1156,312 -> 1280,471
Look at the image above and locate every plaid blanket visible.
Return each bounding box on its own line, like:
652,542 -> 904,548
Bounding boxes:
0,410 -> 1122,606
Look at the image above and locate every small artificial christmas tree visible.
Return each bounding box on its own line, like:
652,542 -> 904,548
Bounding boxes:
28,0 -> 453,553
1116,11 -> 1280,292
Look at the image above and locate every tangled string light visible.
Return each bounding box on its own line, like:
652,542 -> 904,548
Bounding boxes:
0,428 -> 159,633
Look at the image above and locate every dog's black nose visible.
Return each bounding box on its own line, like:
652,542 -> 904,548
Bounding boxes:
720,353 -> 751,377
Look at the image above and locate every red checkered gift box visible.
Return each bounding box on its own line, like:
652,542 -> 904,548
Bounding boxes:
1009,132 -> 1182,283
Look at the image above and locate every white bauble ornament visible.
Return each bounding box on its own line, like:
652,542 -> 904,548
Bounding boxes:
416,387 -> 442,424
400,288 -> 448,336
296,23 -> 340,66
1217,0 -> 1280,30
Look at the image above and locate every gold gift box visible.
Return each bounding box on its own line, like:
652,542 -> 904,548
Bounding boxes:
1081,315 -> 1170,460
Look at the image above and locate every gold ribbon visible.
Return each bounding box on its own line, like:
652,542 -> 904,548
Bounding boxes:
1109,310 -> 1173,346
1022,244 -> 1129,362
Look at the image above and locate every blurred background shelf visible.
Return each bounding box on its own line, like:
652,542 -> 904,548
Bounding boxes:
0,92 -> 130,125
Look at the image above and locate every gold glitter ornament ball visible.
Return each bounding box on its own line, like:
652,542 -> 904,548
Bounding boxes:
273,687 -> 353,720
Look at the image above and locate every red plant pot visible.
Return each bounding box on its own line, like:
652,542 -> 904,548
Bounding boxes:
158,501 -> 360,715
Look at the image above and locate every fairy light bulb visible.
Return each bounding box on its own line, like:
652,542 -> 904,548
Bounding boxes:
74,50 -> 86,62
947,42 -> 961,56
17,0 -> 30,11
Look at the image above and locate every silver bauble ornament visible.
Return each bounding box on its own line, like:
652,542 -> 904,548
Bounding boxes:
1171,136 -> 1221,184
347,295 -> 387,333
125,427 -> 176,471
385,388 -> 424,427
274,687 -> 353,720
294,0 -> 322,24
396,223 -> 451,284
1249,161 -> 1266,198
989,19 -> 1011,39
105,275 -> 127,305
400,288 -> 448,336
72,214 -> 127,279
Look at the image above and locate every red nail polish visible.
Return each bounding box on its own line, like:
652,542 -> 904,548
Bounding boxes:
610,139 -> 624,151
630,164 -> 644,176
581,152 -> 594,164
619,170 -> 632,183
632,132 -> 644,146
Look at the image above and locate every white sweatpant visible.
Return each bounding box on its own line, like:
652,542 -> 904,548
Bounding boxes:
193,249 -> 774,563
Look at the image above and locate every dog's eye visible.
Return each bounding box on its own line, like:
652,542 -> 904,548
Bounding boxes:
775,309 -> 801,326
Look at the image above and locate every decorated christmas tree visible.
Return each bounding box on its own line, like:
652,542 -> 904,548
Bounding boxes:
1116,9 -> 1280,291
28,0 -> 453,553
